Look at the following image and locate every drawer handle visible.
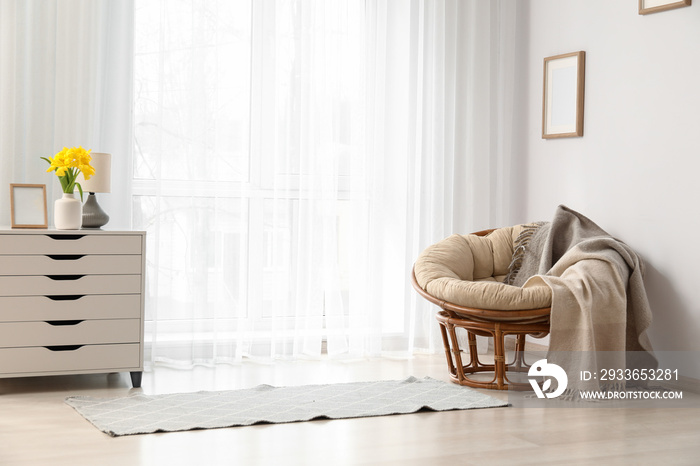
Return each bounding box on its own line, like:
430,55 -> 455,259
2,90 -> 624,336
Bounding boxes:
47,255 -> 85,261
45,345 -> 84,352
47,234 -> 85,240
45,295 -> 85,301
46,275 -> 85,281
45,320 -> 84,326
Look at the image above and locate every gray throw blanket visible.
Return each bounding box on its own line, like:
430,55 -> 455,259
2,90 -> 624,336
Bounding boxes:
510,205 -> 656,394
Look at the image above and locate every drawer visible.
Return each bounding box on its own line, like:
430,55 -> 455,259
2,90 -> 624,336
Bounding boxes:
0,295 -> 141,321
0,274 -> 141,297
0,234 -> 142,255
0,319 -> 140,348
0,343 -> 140,375
0,255 -> 142,276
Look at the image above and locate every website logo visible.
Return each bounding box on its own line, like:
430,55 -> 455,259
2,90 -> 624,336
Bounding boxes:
528,359 -> 568,399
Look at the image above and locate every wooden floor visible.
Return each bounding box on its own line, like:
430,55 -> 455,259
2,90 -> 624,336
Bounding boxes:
1,354 -> 699,466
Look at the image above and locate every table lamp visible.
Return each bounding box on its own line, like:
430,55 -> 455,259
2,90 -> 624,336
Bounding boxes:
79,152 -> 111,228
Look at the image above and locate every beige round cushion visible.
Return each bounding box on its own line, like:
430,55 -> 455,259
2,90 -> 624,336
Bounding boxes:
414,225 -> 552,311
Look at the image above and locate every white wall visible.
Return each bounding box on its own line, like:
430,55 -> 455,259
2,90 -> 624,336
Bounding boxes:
513,0 -> 700,352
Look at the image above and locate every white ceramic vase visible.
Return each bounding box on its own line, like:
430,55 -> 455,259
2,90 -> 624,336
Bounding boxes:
54,193 -> 83,230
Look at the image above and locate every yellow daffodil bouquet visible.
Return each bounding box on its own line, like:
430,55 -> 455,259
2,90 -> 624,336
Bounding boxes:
41,147 -> 95,201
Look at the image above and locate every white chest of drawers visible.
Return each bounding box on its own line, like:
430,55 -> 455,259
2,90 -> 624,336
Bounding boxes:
0,229 -> 146,387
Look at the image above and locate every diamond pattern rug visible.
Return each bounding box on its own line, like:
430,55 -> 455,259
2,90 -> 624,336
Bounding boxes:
65,376 -> 508,436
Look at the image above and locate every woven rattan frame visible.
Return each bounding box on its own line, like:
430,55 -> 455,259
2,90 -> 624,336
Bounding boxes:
412,229 -> 551,390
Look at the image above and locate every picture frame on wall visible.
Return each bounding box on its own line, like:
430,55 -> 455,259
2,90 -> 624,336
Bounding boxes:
639,0 -> 691,15
10,183 -> 48,229
542,51 -> 586,139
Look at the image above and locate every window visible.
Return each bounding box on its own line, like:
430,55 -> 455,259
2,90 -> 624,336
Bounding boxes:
133,0 -> 373,358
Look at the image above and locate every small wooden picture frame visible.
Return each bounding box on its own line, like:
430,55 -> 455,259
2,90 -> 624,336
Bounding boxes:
10,184 -> 48,229
639,0 -> 691,15
542,51 -> 586,139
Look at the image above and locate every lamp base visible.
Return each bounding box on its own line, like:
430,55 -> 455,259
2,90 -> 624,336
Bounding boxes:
82,192 -> 110,229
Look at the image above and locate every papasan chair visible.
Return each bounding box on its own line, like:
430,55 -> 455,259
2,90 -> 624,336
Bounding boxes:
412,225 -> 552,390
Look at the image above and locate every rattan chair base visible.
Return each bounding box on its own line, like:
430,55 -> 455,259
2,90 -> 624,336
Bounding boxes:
436,310 -> 550,390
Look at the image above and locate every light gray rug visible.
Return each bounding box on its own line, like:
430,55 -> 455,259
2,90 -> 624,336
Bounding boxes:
65,376 -> 508,436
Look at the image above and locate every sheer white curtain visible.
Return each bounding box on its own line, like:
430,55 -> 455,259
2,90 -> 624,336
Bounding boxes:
0,0 -> 133,226
132,0 -> 518,365
359,0 -> 517,354
402,0 -> 519,352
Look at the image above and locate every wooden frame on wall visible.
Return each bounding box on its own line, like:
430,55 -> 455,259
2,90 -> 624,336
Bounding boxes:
10,184 -> 48,229
639,0 -> 691,15
542,51 -> 586,139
